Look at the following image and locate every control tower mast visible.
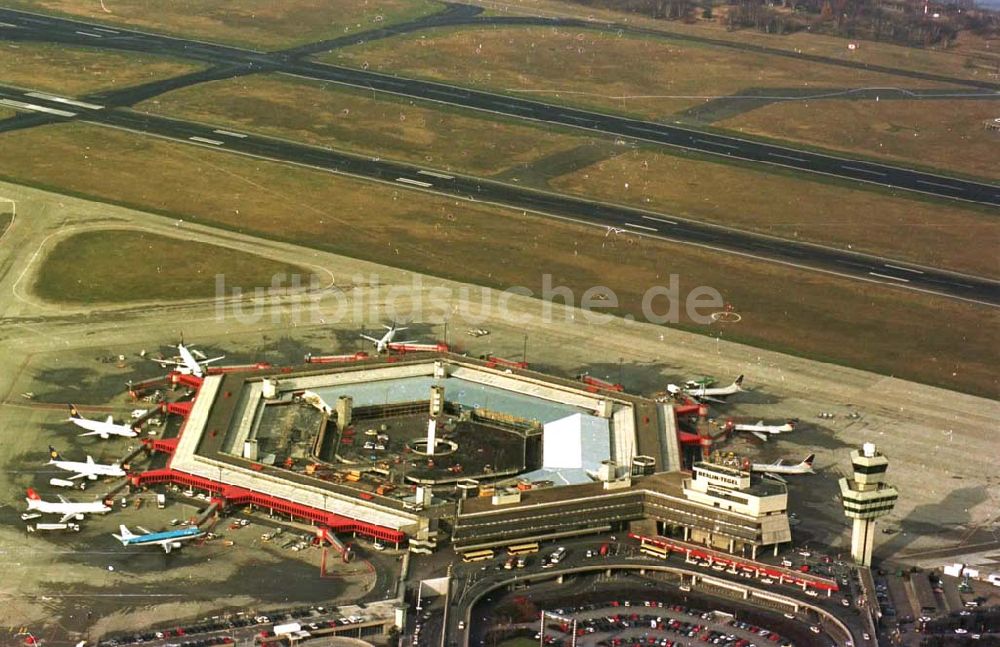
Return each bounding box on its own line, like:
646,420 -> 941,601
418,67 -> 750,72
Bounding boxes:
839,442 -> 899,566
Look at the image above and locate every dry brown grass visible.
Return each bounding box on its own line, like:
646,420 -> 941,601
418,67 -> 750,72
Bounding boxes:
0,42 -> 203,95
549,148 -> 999,278
718,99 -> 1000,180
328,25 -> 959,120
0,122 -> 995,396
137,74 -> 590,175
470,0 -> 998,83
1,0 -> 442,49
34,229 -> 307,303
0,107 -> 16,120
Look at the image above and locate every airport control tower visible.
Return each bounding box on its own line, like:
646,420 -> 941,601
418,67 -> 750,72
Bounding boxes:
839,443 -> 899,566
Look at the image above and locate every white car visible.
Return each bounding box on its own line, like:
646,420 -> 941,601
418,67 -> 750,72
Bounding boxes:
955,628 -> 968,634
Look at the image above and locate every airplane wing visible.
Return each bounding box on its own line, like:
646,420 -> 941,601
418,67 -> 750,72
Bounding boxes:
105,415 -> 114,425
200,355 -> 225,364
86,456 -> 95,464
359,334 -> 380,343
698,394 -> 727,404
57,494 -> 70,504
137,526 -> 152,535
78,429 -> 104,437
151,358 -> 183,367
764,472 -> 788,484
388,340 -> 418,346
59,512 -> 76,523
752,431 -> 769,442
68,472 -> 89,480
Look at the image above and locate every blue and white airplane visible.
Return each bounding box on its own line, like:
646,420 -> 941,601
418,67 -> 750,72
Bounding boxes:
113,524 -> 204,553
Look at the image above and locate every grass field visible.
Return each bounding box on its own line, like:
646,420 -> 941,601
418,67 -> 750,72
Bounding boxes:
0,122 -> 995,396
717,99 -> 1000,180
137,74 -> 593,175
0,107 -> 17,120
2,0 -> 443,50
328,25 -> 958,121
33,229 -> 308,303
549,147 -> 998,278
474,0 -> 999,83
0,212 -> 11,237
0,42 -> 204,95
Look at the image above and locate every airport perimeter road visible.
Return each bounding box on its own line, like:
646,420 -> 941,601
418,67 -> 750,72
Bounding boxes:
0,83 -> 997,306
1,8 -> 999,206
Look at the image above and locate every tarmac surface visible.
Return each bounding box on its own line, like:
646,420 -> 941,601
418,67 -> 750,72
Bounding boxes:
0,82 -> 996,307
1,6 -> 999,211
0,182 -> 997,644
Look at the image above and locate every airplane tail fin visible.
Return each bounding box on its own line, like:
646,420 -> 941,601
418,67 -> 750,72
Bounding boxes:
734,374 -> 745,389
48,445 -> 61,462
113,524 -> 135,544
68,404 -> 83,419
802,453 -> 816,468
26,487 -> 41,501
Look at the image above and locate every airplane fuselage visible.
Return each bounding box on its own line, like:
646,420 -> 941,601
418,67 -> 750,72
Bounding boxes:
27,498 -> 110,517
50,459 -> 125,480
70,418 -> 137,438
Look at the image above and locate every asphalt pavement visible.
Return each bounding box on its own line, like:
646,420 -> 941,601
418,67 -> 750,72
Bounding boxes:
0,7 -> 997,306
0,5 -> 998,208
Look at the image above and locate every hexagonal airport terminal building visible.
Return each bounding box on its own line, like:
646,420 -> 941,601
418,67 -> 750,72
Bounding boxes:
132,353 -> 792,558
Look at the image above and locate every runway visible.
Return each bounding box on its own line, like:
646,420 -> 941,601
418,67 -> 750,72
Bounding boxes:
0,83 -> 995,306
0,6 -> 998,207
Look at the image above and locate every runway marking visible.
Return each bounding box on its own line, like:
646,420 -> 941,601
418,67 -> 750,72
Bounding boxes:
836,259 -> 868,268
418,170 -> 454,180
74,30 -> 102,38
629,126 -> 665,135
0,21 -> 18,27
559,113 -> 591,122
868,272 -> 910,283
92,27 -> 119,34
917,178 -> 963,191
767,152 -> 807,162
842,165 -> 887,177
395,177 -> 433,188
188,136 -> 224,146
694,138 -> 737,150
25,92 -> 103,110
642,215 -> 677,225
0,99 -> 75,117
496,102 -> 529,111
625,222 -> 657,232
212,129 -> 247,138
884,263 -> 924,275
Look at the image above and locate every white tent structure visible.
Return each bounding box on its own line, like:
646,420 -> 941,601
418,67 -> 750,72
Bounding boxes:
528,413 -> 611,484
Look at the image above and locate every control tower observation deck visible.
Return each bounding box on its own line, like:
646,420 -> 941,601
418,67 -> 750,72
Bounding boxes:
839,442 -> 898,566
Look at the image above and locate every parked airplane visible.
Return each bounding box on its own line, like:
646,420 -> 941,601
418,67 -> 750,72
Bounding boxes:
360,323 -> 414,353
668,375 -> 744,403
152,342 -> 224,378
25,487 -> 111,523
727,418 -> 795,441
67,405 -> 137,439
48,446 -> 126,481
113,524 -> 204,553
752,454 -> 815,483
